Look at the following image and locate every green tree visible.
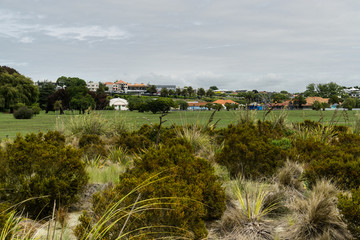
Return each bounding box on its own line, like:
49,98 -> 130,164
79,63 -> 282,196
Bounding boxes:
316,82 -> 344,98
187,86 -> 194,97
168,89 -> 175,96
206,89 -> 215,98
304,83 -> 317,97
293,94 -> 307,109
328,95 -> 341,105
176,100 -> 189,110
312,101 -> 322,111
175,88 -> 181,97
271,92 -> 289,103
54,100 -> 63,114
205,103 -> 213,110
213,103 -> 223,111
160,88 -> 169,97
197,88 -> 205,98
209,86 -> 218,90
38,81 -> 56,110
0,67 -> 39,112
70,94 -> 96,114
181,89 -> 188,98
342,98 -> 356,110
96,82 -> 108,94
146,85 -> 157,96
56,76 -> 88,99
147,98 -> 176,114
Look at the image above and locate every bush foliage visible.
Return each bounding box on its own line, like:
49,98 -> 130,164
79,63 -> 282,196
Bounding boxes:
13,106 -> 34,119
0,131 -> 88,218
78,143 -> 226,239
338,187 -> 360,239
215,123 -> 286,179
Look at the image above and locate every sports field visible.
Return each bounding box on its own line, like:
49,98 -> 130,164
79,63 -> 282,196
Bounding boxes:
0,109 -> 358,139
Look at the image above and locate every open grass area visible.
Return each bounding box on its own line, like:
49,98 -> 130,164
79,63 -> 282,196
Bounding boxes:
0,109 -> 358,139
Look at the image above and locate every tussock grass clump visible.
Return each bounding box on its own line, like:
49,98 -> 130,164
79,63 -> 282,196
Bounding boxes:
175,124 -> 222,160
236,108 -> 258,125
66,113 -> 109,136
276,160 -> 304,192
286,180 -> 351,240
268,107 -> 288,129
107,146 -> 130,165
215,179 -> 280,240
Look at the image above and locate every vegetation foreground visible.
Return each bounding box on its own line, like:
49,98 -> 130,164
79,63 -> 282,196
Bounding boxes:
1,110 -> 360,239
0,108 -> 358,139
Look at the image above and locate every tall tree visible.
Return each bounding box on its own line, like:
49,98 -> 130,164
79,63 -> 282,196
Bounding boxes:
197,88 -> 205,98
316,82 -> 344,98
187,86 -> 194,97
293,94 -> 307,109
160,88 -> 169,97
38,81 -> 56,110
206,89 -> 215,98
146,85 -> 157,96
304,83 -> 317,97
0,66 -> 39,112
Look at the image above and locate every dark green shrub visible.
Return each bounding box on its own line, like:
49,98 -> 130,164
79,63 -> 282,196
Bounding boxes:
294,135 -> 360,190
13,106 -> 34,119
338,187 -> 360,239
79,134 -> 107,158
0,131 -> 88,218
74,210 -> 92,239
78,144 -> 226,239
115,132 -> 153,153
215,123 -> 286,179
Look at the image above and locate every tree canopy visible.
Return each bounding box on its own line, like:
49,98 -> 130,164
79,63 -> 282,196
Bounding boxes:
0,66 -> 39,112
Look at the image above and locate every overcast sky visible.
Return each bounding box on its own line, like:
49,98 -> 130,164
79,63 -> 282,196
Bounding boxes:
1,0 -> 360,92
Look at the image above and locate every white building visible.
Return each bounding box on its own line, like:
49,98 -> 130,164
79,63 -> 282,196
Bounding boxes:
109,98 -> 128,110
87,81 -> 99,92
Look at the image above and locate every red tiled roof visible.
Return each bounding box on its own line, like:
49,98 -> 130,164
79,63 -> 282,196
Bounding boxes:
303,97 -> 329,107
128,83 -> 147,87
115,80 -> 128,84
272,100 -> 290,107
104,82 -> 114,85
213,99 -> 237,105
188,102 -> 208,107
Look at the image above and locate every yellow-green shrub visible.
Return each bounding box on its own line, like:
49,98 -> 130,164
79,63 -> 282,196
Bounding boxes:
215,123 -> 286,179
77,143 -> 226,239
338,187 -> 360,239
0,131 -> 88,218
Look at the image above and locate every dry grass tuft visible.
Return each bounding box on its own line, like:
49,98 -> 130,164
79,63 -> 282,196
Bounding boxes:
286,179 -> 352,240
276,160 -> 304,192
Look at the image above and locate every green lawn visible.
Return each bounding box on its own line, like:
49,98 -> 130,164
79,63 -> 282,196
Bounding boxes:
0,109 -> 358,139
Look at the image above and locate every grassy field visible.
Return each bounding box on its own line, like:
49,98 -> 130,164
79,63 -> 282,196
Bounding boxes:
0,109 -> 358,139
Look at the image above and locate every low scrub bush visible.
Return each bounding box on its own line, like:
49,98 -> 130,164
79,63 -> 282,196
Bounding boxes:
0,131 -> 88,218
115,132 -> 153,153
13,106 -> 34,119
79,134 -> 107,158
77,144 -> 226,239
338,187 -> 360,239
215,123 -> 286,179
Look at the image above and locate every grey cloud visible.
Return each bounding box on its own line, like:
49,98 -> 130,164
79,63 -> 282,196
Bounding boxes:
0,9 -> 131,42
2,0 -> 360,92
